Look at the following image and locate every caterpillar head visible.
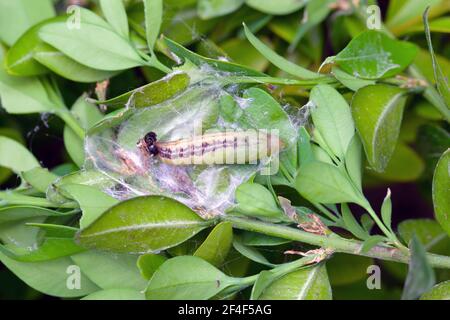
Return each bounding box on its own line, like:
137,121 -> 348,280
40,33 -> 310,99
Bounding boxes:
137,131 -> 159,156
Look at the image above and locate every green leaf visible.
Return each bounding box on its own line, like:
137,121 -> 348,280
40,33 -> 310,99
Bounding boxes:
72,251 -> 147,291
60,184 -> 119,229
77,196 -> 212,253
145,256 -> 239,300
295,161 -> 363,205
386,0 -> 445,34
401,235 -> 436,300
381,189 -> 392,232
420,281 -> 450,300
0,0 -> 55,46
0,206 -> 69,224
361,235 -> 387,254
137,253 -> 166,280
398,219 -> 450,256
259,264 -> 332,300
143,0 -> 163,51
100,0 -> 129,39
39,22 -> 143,71
298,127 -> 314,167
0,136 -> 39,173
22,167 -> 58,193
233,237 -> 276,267
220,38 -> 269,72
0,70 -> 61,114
33,43 -> 116,83
198,0 -> 244,19
194,222 -> 233,267
82,288 -> 145,300
433,150 -> 450,236
234,183 -> 283,220
369,143 -> 425,182
250,270 -> 277,300
310,84 -> 355,158
327,253 -> 373,286
243,24 -> 322,79
241,88 -> 297,144
240,231 -> 290,247
246,0 -> 307,15
0,253 -> 99,298
341,204 -> 368,240
351,84 -> 408,172
332,66 -> 375,91
345,134 -> 363,191
424,8 -> 450,108
334,30 -> 418,79
164,37 -> 265,77
92,72 -> 190,108
0,236 -> 84,262
63,95 -> 103,167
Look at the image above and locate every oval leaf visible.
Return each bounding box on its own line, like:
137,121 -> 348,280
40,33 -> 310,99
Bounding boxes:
145,256 -> 237,300
77,196 -> 213,253
259,264 -> 332,300
433,149 -> 450,236
352,84 -> 407,172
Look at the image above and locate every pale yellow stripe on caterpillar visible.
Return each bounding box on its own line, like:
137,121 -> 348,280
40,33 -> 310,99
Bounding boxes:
156,131 -> 284,166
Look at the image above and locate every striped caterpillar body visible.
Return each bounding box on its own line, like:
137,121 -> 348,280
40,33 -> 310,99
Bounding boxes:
137,131 -> 284,166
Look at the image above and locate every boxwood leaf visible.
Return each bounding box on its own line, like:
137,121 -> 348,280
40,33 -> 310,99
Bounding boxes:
398,219 -> 450,256
310,84 -> 355,158
246,0 -> 307,15
22,167 -> 58,193
351,84 -> 407,172
143,0 -> 163,50
401,235 -> 436,300
361,235 -> 387,254
259,264 -> 332,300
0,0 -> 55,46
332,66 -> 375,91
0,136 -> 39,173
100,0 -> 129,39
0,70 -> 61,114
234,182 -> 283,220
345,134 -> 363,191
72,251 -> 147,291
198,0 -> 244,19
137,253 -> 167,280
60,184 -> 119,229
0,236 -> 84,262
92,72 -> 190,109
77,196 -> 213,253
145,256 -> 239,300
33,43 -> 116,83
39,22 -> 143,71
63,95 -> 103,167
233,237 -> 276,267
194,222 -> 233,267
82,288 -> 145,300
420,281 -> 450,300
0,206 -> 70,224
381,189 -> 392,232
295,161 -> 363,206
0,253 -> 99,298
164,37 -> 265,76
341,204 -> 368,240
243,24 -> 322,79
423,8 -> 450,109
432,150 -> 450,236
334,30 -> 418,79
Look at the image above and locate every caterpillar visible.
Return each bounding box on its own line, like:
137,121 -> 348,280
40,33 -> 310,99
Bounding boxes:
137,130 -> 284,166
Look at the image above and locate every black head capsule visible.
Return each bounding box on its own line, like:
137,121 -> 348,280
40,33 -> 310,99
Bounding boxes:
139,131 -> 159,156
